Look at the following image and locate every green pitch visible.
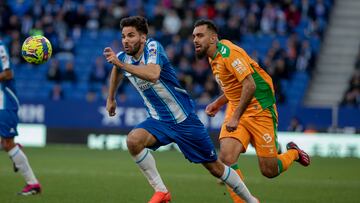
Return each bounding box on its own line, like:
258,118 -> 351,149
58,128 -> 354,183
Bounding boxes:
1,145 -> 359,203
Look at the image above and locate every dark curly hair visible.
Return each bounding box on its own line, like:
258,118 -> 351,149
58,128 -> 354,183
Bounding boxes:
120,16 -> 148,35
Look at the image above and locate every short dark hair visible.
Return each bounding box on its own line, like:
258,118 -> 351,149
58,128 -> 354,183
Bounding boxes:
194,19 -> 218,34
120,16 -> 148,34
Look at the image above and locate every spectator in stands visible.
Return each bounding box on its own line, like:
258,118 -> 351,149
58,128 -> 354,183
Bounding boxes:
49,84 -> 64,101
86,9 -> 100,36
274,59 -> 290,80
244,12 -> 260,34
296,40 -> 315,73
355,50 -> 360,70
56,36 -> 75,61
8,30 -> 21,65
261,2 -> 276,34
285,3 -> 301,32
341,88 -> 360,107
59,36 -> 75,54
287,117 -> 304,132
89,56 -> 109,84
150,5 -> 164,31
275,5 -> 287,35
341,70 -> 360,107
47,59 -> 62,82
163,10 -> 181,35
0,0 -> 332,105
220,16 -> 241,42
191,59 -> 211,97
62,61 -> 77,83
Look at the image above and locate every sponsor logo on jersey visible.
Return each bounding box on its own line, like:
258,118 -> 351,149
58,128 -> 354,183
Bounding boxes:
136,78 -> 152,91
231,58 -> 246,74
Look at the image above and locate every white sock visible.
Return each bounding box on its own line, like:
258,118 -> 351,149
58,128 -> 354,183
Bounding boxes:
221,165 -> 257,203
8,145 -> 38,185
132,149 -> 167,192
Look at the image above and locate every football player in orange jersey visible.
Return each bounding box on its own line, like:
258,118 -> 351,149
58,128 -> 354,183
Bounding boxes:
192,19 -> 310,203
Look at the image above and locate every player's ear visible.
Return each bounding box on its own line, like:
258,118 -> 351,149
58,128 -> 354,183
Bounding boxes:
140,34 -> 146,43
210,33 -> 217,44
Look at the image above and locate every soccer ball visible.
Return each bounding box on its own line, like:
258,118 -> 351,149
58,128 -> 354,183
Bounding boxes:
21,35 -> 52,64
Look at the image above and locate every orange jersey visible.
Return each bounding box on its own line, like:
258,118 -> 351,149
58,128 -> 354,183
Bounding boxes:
209,39 -> 277,118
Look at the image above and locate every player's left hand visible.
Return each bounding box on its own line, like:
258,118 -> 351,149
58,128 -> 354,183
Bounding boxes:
103,47 -> 123,68
226,117 -> 239,132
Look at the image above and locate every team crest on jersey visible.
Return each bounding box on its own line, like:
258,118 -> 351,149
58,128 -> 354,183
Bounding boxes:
1,55 -> 7,62
262,133 -> 272,143
149,48 -> 157,57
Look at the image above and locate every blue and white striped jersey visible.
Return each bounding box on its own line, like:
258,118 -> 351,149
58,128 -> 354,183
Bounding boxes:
117,39 -> 195,124
0,40 -> 19,110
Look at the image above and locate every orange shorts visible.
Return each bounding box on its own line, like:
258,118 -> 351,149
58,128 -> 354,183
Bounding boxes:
219,107 -> 279,158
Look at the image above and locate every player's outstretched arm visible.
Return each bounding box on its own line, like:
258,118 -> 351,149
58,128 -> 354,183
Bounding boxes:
205,94 -> 228,117
103,47 -> 160,83
226,75 -> 256,132
106,66 -> 124,116
122,63 -> 160,83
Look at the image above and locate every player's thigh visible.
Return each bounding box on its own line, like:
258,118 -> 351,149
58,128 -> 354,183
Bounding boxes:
244,116 -> 278,158
172,113 -> 217,163
0,110 -> 18,150
127,128 -> 158,148
130,118 -> 173,150
218,122 -> 250,165
202,159 -> 225,178
257,156 -> 278,178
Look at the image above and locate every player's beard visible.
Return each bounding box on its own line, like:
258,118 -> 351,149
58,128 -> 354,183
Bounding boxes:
125,40 -> 141,56
195,44 -> 209,59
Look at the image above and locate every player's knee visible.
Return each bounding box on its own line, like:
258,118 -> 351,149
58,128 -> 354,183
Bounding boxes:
219,152 -> 237,166
260,167 -> 278,179
1,139 -> 15,152
204,162 -> 223,178
209,168 -> 222,178
126,136 -> 140,150
126,131 -> 145,154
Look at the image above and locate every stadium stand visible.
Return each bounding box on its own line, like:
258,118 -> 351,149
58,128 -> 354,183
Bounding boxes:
0,0 -> 333,106
305,0 -> 360,106
341,47 -> 360,107
4,0 -> 359,133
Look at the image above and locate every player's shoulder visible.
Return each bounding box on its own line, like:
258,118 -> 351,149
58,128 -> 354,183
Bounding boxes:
216,40 -> 231,58
116,51 -> 126,61
218,39 -> 247,59
146,38 -> 161,49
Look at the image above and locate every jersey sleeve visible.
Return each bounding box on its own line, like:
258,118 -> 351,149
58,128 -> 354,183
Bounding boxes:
146,40 -> 163,67
0,44 -> 10,70
224,49 -> 253,83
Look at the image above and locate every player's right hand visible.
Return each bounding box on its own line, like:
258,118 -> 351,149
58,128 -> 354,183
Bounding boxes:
103,47 -> 124,68
106,98 -> 117,117
205,102 -> 220,117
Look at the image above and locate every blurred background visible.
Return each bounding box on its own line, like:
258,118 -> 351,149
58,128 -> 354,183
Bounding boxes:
0,0 -> 359,154
1,1 -> 360,202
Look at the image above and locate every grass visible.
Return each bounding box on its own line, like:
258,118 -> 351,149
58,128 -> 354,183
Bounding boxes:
0,145 -> 359,203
